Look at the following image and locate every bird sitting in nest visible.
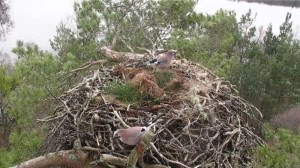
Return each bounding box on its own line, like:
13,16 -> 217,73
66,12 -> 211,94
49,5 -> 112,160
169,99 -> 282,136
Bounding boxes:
113,123 -> 155,145
130,49 -> 177,70
113,114 -> 163,145
147,49 -> 177,69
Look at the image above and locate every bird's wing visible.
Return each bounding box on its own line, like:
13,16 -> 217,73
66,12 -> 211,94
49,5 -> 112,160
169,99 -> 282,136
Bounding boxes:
148,52 -> 172,65
123,127 -> 146,145
147,57 -> 167,66
126,133 -> 143,142
149,59 -> 158,64
157,54 -> 170,64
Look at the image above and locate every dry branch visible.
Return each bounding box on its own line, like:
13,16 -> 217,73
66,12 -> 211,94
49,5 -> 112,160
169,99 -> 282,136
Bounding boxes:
11,150 -> 167,168
99,46 -> 145,63
10,150 -> 91,168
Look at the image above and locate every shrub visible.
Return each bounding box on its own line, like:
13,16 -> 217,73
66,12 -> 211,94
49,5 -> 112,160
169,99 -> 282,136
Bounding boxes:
270,106 -> 300,132
0,130 -> 42,167
153,71 -> 174,88
253,124 -> 300,168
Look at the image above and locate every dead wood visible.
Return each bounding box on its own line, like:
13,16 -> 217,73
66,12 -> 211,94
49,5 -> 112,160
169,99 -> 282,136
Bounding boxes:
10,150 -> 92,168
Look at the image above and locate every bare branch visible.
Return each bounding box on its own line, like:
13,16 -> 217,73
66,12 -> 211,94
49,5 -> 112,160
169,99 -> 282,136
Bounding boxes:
150,142 -> 189,168
10,150 -> 90,168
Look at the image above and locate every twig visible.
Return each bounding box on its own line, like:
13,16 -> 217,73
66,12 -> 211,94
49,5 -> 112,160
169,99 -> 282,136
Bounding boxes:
111,105 -> 130,128
44,86 -> 58,99
150,142 -> 189,168
64,60 -> 107,80
36,113 -> 66,123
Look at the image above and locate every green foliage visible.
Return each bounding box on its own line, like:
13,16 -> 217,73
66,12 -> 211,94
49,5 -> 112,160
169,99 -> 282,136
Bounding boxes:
0,65 -> 19,97
169,9 -> 241,78
230,13 -> 300,119
106,81 -> 140,104
50,23 -> 98,65
1,41 -> 61,166
253,124 -> 300,168
153,71 -> 174,88
6,42 -> 60,126
0,130 -> 42,168
67,0 -> 198,53
0,0 -> 14,39
60,52 -> 81,71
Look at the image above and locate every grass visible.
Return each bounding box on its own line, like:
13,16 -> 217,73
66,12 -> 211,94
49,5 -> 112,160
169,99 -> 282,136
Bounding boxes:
153,71 -> 174,88
105,81 -> 141,104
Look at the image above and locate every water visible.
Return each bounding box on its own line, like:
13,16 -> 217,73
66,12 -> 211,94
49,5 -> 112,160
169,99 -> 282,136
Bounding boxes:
0,0 -> 299,59
196,0 -> 300,36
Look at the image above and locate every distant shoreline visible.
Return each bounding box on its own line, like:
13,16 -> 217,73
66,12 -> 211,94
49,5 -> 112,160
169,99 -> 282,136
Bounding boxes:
231,0 -> 300,8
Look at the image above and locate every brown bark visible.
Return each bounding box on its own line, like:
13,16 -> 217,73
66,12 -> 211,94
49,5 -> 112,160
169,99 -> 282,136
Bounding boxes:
98,46 -> 145,63
0,108 -> 13,149
0,125 -> 11,148
11,150 -> 94,168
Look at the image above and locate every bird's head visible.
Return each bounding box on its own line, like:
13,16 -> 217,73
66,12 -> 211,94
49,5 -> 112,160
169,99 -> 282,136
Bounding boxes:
113,129 -> 122,138
166,49 -> 177,58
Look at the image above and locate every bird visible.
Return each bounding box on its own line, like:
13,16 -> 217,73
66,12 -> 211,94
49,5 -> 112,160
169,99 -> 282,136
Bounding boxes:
113,123 -> 155,145
147,49 -> 177,69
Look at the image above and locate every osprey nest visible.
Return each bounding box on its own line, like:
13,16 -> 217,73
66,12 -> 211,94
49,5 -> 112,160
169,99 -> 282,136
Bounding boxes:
40,56 -> 264,168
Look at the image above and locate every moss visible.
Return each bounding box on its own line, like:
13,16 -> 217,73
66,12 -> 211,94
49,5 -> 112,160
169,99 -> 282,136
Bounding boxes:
153,71 -> 174,88
105,81 -> 141,104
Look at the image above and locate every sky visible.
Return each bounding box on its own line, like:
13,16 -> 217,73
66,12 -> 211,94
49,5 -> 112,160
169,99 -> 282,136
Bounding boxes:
0,0 -> 75,54
0,0 -> 300,58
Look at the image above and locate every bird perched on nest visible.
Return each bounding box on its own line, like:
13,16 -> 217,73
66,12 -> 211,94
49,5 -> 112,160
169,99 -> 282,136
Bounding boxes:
113,123 -> 155,145
147,49 -> 177,69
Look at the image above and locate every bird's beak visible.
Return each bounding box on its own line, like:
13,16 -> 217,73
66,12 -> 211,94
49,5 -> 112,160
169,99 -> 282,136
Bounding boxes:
112,135 -> 120,140
146,123 -> 156,131
113,130 -> 120,138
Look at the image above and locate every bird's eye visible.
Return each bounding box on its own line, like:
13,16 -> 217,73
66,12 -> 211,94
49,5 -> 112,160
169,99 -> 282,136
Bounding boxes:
141,128 -> 146,132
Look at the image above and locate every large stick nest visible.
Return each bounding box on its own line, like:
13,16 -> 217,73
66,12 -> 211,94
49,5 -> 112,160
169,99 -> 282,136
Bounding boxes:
39,58 -> 264,167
